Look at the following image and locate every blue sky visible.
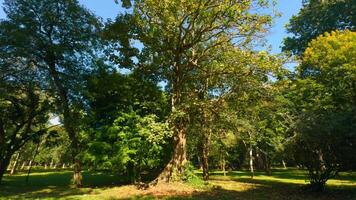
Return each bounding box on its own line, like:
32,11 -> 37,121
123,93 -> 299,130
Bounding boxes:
0,0 -> 302,53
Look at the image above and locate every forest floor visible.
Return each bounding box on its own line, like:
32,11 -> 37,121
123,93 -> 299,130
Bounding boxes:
0,169 -> 355,200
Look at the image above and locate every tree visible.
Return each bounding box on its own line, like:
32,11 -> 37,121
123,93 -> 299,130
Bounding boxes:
0,0 -> 102,187
283,0 -> 356,56
0,73 -> 51,183
110,0 -> 277,182
290,31 -> 356,191
84,111 -> 172,183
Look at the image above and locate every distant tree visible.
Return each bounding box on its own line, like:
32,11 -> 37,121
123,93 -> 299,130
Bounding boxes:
0,0 -> 102,187
283,0 -> 355,56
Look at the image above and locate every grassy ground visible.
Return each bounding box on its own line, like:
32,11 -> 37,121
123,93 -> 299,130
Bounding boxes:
0,169 -> 355,200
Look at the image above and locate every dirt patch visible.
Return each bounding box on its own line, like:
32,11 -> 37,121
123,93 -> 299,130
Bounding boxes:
87,182 -> 201,199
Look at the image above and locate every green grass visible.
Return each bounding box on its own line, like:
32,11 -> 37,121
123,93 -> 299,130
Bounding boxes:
0,169 -> 355,200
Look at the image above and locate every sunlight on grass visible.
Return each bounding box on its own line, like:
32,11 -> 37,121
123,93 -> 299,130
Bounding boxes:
1,169 -> 355,200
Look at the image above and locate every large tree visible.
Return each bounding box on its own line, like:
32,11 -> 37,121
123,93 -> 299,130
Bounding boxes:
0,67 -> 51,183
0,0 -> 101,186
283,0 -> 356,56
290,31 -> 356,191
109,0 -> 277,182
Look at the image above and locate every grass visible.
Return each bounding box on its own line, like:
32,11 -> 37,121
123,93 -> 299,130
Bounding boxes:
0,169 -> 355,200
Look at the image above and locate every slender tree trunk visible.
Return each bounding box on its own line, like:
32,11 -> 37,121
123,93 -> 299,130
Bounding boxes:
282,160 -> 287,169
27,160 -> 33,170
26,141 -> 40,183
249,145 -> 254,179
10,152 -> 20,175
21,161 -> 26,170
50,159 -> 54,169
222,155 -> 226,177
202,140 -> 209,181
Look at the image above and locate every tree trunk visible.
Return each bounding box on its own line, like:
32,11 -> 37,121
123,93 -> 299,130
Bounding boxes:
10,152 -> 20,175
47,55 -> 82,187
202,140 -> 209,181
155,125 -> 187,183
264,154 -> 271,175
26,141 -> 40,183
282,160 -> 287,169
0,155 -> 11,184
21,161 -> 26,170
27,160 -> 33,170
222,156 -> 226,177
73,160 -> 82,186
154,69 -> 187,183
249,146 -> 254,179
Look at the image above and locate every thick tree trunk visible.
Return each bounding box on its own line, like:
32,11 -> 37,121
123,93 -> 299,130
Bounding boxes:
0,154 -> 12,184
10,152 -> 20,175
47,55 -> 82,187
155,125 -> 187,183
154,69 -> 187,183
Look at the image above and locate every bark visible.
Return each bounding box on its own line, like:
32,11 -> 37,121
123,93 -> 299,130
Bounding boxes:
73,160 -> 82,186
155,125 -> 187,183
249,146 -> 254,179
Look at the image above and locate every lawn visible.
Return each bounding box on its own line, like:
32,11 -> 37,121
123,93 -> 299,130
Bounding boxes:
0,169 -> 355,200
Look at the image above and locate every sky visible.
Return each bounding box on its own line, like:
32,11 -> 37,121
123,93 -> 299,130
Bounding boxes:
0,0 -> 302,125
0,0 -> 302,54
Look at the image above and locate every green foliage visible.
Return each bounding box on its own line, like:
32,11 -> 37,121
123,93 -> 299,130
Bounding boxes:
283,0 -> 356,56
84,111 -> 172,182
289,31 -> 356,191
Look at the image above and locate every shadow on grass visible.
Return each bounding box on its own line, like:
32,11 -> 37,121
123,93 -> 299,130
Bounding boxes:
1,169 -> 355,200
0,170 -> 129,199
129,185 -> 356,200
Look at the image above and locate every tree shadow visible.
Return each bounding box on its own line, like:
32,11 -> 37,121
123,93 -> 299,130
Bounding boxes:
0,170 -> 129,199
